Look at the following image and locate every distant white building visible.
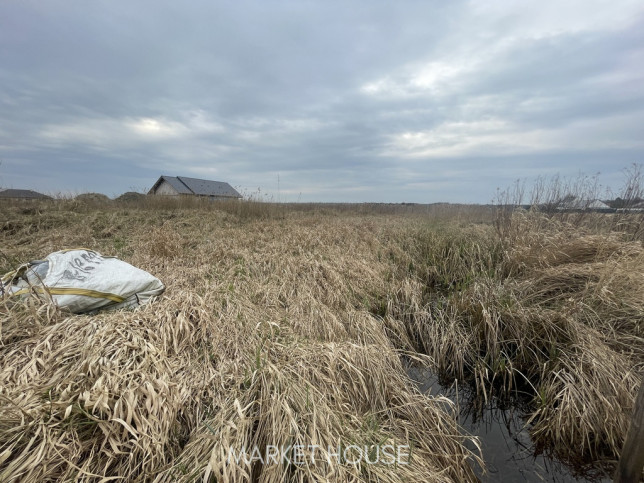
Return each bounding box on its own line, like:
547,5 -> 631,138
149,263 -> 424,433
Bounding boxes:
617,200 -> 644,213
148,176 -> 242,200
556,196 -> 612,212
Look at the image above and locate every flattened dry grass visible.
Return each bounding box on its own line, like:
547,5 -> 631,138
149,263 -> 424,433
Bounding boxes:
0,205 -> 482,482
3,199 -> 643,479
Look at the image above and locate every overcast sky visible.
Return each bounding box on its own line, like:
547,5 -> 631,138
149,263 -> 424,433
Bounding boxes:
1,1 -> 643,202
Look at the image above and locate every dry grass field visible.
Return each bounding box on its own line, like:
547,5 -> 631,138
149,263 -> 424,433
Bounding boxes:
1,196 -> 643,481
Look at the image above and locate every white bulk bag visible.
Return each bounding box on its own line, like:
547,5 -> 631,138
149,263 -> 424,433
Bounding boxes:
0,249 -> 165,313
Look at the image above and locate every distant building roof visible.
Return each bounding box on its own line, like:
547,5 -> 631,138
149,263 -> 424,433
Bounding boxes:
149,176 -> 242,198
557,197 -> 611,211
177,176 -> 242,198
0,189 -> 51,199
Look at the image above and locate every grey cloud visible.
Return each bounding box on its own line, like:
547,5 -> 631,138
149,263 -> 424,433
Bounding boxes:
1,1 -> 643,202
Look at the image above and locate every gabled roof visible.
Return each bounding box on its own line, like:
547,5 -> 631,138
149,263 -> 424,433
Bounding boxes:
149,175 -> 242,198
0,189 -> 51,199
586,199 -> 611,210
176,176 -> 242,198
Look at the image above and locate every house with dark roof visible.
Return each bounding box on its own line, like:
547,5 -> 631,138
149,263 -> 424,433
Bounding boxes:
148,176 -> 242,199
0,189 -> 52,200
555,196 -> 614,213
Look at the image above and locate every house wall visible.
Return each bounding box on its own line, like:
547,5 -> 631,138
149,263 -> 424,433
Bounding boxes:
154,180 -> 180,195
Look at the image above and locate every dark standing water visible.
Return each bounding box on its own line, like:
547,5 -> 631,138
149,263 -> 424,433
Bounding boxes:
407,365 -> 612,482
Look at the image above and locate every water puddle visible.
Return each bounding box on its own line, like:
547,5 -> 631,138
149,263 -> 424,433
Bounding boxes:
407,365 -> 611,482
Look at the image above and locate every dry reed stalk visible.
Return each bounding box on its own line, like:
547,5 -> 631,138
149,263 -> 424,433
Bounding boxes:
388,210 -> 644,470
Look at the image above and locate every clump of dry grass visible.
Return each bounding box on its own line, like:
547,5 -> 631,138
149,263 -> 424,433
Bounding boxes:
146,224 -> 184,259
0,296 -> 61,346
383,210 -> 644,469
0,206 -> 483,481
